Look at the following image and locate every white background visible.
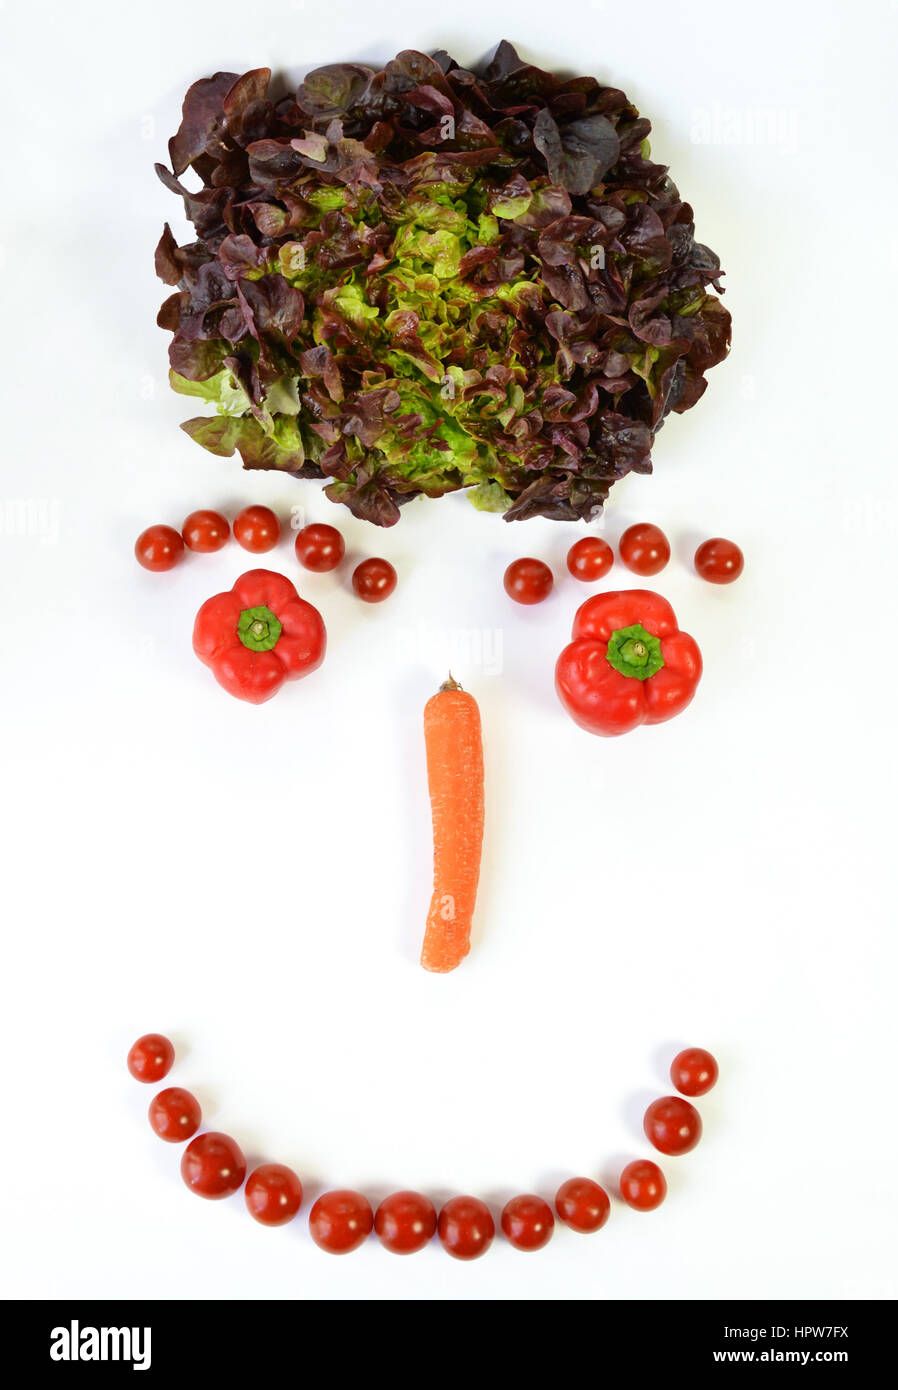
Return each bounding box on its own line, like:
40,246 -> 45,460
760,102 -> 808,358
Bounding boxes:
2,0 -> 896,1302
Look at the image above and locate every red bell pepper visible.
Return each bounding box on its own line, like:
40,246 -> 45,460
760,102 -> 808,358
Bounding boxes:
556,589 -> 702,737
193,569 -> 326,704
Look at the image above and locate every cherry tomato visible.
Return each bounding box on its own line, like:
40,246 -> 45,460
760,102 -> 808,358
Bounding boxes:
671,1047 -> 719,1097
294,523 -> 345,572
567,536 -> 613,582
134,525 -> 184,572
437,1196 -> 495,1260
148,1087 -> 201,1142
695,537 -> 743,584
374,1191 -> 437,1255
501,1194 -> 554,1251
352,557 -> 397,603
309,1190 -> 373,1254
182,509 -> 230,553
644,1096 -> 702,1156
180,1132 -> 246,1199
620,1159 -> 667,1211
555,1177 -> 610,1234
127,1033 -> 174,1083
234,505 -> 281,554
245,1163 -> 303,1226
619,523 -> 670,576
504,557 -> 553,605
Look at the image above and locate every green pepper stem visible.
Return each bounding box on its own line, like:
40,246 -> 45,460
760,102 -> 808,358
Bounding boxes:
237,604 -> 283,654
620,638 -> 648,664
605,623 -> 665,682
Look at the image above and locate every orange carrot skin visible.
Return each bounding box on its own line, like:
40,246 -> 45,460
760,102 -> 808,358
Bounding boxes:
420,686 -> 484,973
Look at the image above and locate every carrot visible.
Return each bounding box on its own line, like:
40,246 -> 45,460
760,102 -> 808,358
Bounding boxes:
420,676 -> 484,973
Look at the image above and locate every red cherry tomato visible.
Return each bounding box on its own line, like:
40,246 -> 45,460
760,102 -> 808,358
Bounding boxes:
352,557 -> 397,603
644,1096 -> 702,1156
148,1087 -> 201,1143
244,1163 -> 303,1226
234,505 -> 281,554
134,525 -> 184,572
567,536 -> 613,582
294,523 -> 345,572
127,1033 -> 174,1083
695,537 -> 743,584
182,509 -> 230,553
501,1194 -> 554,1251
309,1190 -> 373,1254
619,523 -> 670,576
671,1047 -> 719,1097
620,1159 -> 667,1211
374,1191 -> 437,1255
503,557 -> 553,605
180,1132 -> 246,1199
437,1196 -> 495,1260
555,1177 -> 610,1234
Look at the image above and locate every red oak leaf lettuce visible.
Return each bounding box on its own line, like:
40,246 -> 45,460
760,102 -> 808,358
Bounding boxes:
155,42 -> 730,524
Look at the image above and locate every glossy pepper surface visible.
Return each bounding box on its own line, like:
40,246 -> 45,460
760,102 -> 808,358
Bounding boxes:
556,590 -> 701,737
193,569 -> 325,704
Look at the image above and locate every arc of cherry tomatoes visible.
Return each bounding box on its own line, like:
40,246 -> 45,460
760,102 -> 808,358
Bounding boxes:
504,523 -> 743,604
127,1032 -> 718,1258
135,508 -> 397,605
